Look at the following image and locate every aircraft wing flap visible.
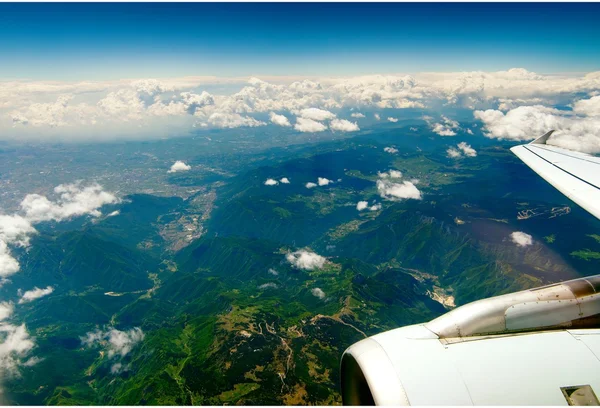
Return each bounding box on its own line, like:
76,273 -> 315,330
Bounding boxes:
511,143 -> 600,220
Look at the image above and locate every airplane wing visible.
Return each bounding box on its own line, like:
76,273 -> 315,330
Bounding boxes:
510,130 -> 600,220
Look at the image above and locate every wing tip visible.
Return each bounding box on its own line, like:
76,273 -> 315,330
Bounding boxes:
529,130 -> 555,145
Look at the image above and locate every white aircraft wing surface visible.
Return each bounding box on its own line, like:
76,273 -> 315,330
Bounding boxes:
510,130 -> 600,220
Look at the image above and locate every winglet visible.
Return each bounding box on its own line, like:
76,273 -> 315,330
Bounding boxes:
530,130 -> 555,145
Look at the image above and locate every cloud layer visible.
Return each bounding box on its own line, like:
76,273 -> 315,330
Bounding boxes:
4,68 -> 598,145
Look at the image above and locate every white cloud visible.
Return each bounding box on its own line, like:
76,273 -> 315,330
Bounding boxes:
18,286 -> 54,304
0,303 -> 13,321
429,115 -> 460,136
573,95 -> 600,117
457,142 -> 477,157
369,203 -> 382,211
378,170 -> 403,179
448,142 -> 477,158
376,170 -> 421,201
107,210 -> 120,217
0,302 -> 36,385
510,231 -> 533,247
286,250 -> 326,271
446,147 -> 462,158
168,160 -> 191,173
264,178 -> 279,186
82,327 -> 144,374
350,112 -> 365,118
317,177 -> 332,186
329,119 -> 359,132
20,182 -> 119,223
0,241 -> 21,278
0,215 -> 35,247
3,69 -> 600,141
0,322 -> 35,378
258,282 -> 278,290
377,179 -> 422,201
356,201 -> 369,211
374,113 -> 381,120
206,112 -> 265,129
311,288 -> 326,299
474,100 -> 600,153
306,182 -> 317,189
387,117 -> 398,123
0,182 -> 119,282
268,268 -> 279,276
280,177 -> 290,184
298,108 -> 336,121
384,147 -> 398,154
294,117 -> 327,133
269,112 -> 291,127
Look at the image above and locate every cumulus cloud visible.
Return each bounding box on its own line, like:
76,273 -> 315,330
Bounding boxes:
350,112 -> 365,118
317,177 -> 332,186
81,327 -> 144,374
378,170 -> 403,179
18,286 -> 54,304
205,112 -> 265,129
429,115 -> 460,136
0,182 -> 119,281
305,182 -> 317,189
357,201 -> 381,211
374,114 -> 381,120
474,98 -> 600,153
280,177 -> 290,184
330,119 -> 359,132
286,250 -> 326,271
446,147 -> 462,158
0,241 -> 21,278
356,201 -> 369,211
384,147 -> 398,154
167,160 -> 191,173
264,178 -> 279,186
447,142 -> 477,158
269,112 -> 291,127
369,203 -> 382,211
510,231 -> 533,247
387,117 -> 398,123
0,303 -> 14,322
268,268 -> 279,276
0,301 -> 36,385
377,179 -> 422,200
298,108 -> 336,121
294,117 -> 328,133
376,170 -> 422,201
457,142 -> 477,157
311,288 -> 326,299
20,182 -> 119,223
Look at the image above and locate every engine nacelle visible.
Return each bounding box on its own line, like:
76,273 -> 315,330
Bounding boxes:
341,275 -> 600,405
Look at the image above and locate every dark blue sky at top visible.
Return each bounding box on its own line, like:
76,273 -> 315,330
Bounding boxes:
1,2 -> 599,80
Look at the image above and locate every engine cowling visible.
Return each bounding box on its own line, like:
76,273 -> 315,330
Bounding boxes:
341,275 -> 600,405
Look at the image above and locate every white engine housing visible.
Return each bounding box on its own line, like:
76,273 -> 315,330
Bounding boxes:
341,275 -> 600,405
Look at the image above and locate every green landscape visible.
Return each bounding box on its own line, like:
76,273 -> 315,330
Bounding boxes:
3,126 -> 600,405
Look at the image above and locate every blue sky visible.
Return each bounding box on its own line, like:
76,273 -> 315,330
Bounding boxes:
1,2 -> 599,80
